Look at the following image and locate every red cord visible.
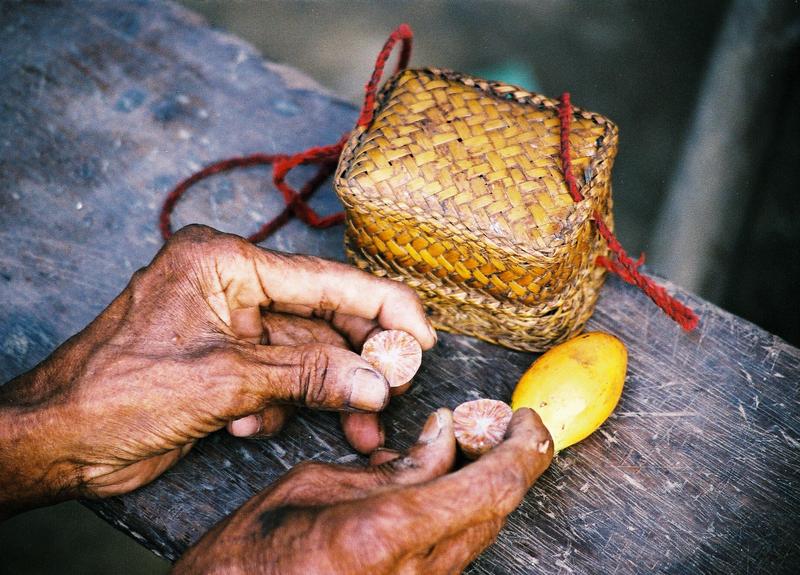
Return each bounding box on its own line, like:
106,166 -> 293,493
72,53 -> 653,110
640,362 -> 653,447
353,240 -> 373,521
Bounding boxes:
159,24 -> 413,242
357,23 -> 413,127
558,92 -> 699,330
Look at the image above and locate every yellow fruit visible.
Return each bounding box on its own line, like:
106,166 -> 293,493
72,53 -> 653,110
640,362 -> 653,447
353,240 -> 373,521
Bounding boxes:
511,332 -> 627,452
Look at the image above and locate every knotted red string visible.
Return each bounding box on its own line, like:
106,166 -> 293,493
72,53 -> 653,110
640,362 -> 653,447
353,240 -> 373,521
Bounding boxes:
159,23 -> 413,241
558,92 -> 699,330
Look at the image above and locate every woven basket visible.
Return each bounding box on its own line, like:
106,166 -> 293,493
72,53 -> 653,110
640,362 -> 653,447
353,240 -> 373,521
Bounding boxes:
334,68 -> 618,352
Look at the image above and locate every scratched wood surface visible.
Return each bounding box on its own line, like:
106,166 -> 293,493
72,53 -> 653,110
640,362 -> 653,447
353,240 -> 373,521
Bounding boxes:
1,2 -> 798,573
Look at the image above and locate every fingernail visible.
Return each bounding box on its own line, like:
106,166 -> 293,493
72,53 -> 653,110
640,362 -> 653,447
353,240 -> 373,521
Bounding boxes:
349,368 -> 388,411
537,439 -> 550,454
418,411 -> 443,443
229,415 -> 262,437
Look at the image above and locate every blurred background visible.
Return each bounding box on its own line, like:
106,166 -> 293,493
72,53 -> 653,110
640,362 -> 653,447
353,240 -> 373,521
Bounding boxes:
1,1 -> 798,573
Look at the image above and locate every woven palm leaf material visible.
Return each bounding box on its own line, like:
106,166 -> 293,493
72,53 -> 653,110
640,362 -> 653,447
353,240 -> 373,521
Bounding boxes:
335,68 -> 617,351
160,24 -> 699,352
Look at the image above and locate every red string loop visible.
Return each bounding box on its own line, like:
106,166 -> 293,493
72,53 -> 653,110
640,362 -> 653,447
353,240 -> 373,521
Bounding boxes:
558,92 -> 699,330
159,24 -> 414,242
158,153 -> 340,243
357,23 -> 414,127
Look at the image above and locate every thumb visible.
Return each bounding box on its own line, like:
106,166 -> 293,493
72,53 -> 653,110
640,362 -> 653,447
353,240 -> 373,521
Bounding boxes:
367,408 -> 457,487
235,343 -> 390,414
249,409 -> 457,511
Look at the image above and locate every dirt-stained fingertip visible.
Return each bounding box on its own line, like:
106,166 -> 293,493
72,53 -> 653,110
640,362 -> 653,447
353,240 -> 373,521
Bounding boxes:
347,367 -> 390,412
228,414 -> 262,437
505,408 -> 554,456
341,412 -> 385,454
376,286 -> 437,350
417,411 -> 443,443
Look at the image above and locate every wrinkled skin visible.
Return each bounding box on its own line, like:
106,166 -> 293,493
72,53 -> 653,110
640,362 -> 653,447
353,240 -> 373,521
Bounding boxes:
175,408 -> 553,574
0,224 -> 435,514
0,224 -> 554,573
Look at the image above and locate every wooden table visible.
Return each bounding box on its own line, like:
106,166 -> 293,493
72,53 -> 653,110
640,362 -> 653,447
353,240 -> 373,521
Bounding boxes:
1,2 -> 798,573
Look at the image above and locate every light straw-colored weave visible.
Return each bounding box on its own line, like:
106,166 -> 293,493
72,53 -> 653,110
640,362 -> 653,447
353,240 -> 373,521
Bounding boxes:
335,68 -> 618,351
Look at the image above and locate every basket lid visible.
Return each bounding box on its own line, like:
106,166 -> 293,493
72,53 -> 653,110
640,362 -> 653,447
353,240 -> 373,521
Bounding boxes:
338,68 -> 617,252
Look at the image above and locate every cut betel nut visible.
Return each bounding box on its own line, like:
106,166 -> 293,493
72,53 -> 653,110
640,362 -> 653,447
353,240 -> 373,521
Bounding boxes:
361,330 -> 423,388
453,399 -> 514,459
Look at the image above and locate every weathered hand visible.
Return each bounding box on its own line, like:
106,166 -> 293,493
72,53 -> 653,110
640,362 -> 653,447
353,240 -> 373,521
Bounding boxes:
174,408 -> 554,575
0,225 -> 435,515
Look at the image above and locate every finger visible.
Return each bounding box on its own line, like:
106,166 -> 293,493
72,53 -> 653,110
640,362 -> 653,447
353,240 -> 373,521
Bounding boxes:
211,239 -> 436,349
267,303 -> 384,352
255,408 -> 456,509
420,518 -> 504,574
260,317 -> 390,452
373,409 -> 457,487
227,414 -> 261,437
84,442 -> 195,498
233,315 -> 348,440
230,306 -> 263,343
231,343 -> 389,413
341,412 -> 384,454
330,408 -> 553,552
263,301 -> 319,319
227,318 -> 353,437
258,405 -> 295,436
227,406 -> 295,438
248,318 -> 391,452
261,316 -> 415,397
261,313 -> 350,348
329,314 -> 382,352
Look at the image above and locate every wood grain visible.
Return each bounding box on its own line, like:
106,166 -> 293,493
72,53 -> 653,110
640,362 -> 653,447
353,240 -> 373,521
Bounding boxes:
1,2 -> 798,573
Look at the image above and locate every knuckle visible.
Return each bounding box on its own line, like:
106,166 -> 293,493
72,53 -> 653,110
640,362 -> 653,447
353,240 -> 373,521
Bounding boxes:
214,345 -> 247,366
211,347 -> 259,406
369,455 -> 420,486
385,455 -> 420,474
289,461 -> 326,478
315,285 -> 341,315
129,266 -> 148,284
387,277 -> 421,302
166,225 -> 219,259
332,512 -> 394,565
298,347 -> 332,405
485,467 -> 529,515
369,460 -> 403,485
268,462 -> 328,502
127,266 -> 150,301
220,232 -> 253,255
169,224 -> 246,263
369,465 -> 395,486
171,223 -> 218,243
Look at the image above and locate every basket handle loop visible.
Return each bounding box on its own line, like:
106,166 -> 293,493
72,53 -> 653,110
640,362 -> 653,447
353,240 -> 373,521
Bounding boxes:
357,24 -> 414,127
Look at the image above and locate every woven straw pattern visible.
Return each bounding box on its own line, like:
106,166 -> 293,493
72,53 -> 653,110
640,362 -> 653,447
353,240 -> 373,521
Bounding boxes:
335,68 -> 618,351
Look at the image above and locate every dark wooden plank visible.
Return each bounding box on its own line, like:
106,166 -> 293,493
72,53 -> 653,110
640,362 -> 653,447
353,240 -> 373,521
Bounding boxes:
1,2 -> 798,573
